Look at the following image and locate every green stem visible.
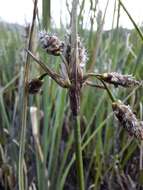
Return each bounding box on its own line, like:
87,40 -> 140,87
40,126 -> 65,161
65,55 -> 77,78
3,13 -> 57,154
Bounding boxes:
73,115 -> 84,190
99,79 -> 116,102
118,0 -> 143,42
70,0 -> 85,188
86,81 -> 105,89
83,72 -> 101,81
83,72 -> 116,102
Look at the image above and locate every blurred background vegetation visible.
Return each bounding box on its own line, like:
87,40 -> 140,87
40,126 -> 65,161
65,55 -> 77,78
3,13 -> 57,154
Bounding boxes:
0,0 -> 143,189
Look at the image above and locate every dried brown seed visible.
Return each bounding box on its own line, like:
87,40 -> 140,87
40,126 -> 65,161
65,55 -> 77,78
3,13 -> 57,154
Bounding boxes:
101,72 -> 140,87
27,78 -> 43,94
112,101 -> 143,140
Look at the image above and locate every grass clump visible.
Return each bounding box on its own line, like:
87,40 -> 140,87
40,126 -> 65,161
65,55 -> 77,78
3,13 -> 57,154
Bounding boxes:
0,0 -> 143,189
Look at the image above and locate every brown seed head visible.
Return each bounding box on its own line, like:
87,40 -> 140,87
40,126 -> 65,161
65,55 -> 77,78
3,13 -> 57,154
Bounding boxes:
27,78 -> 43,94
102,72 -> 140,87
112,101 -> 143,140
39,31 -> 64,56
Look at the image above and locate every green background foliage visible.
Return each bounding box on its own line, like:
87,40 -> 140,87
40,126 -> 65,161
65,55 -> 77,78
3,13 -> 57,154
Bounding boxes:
0,0 -> 143,189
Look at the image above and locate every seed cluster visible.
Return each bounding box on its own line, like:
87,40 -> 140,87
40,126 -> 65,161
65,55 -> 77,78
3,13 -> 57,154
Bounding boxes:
101,72 -> 140,87
39,31 -> 87,70
112,101 -> 143,140
39,31 -> 64,56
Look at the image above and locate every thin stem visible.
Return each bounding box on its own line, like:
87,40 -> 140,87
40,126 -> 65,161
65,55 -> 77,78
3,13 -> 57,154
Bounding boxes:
18,0 -> 38,190
60,54 -> 70,76
116,0 -> 120,29
118,0 -> 143,42
70,0 -> 85,189
85,81 -> 105,89
73,116 -> 85,190
26,49 -> 71,88
83,72 -> 101,81
83,72 -> 116,102
99,79 -> 116,102
38,73 -> 49,80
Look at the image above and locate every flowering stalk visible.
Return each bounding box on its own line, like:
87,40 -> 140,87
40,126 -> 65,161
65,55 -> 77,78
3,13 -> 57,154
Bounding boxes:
82,71 -> 143,141
69,0 -> 85,189
28,7 -> 86,190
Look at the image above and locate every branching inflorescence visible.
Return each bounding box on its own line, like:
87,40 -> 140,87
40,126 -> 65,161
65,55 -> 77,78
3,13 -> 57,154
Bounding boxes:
26,30 -> 143,190
27,30 -> 143,140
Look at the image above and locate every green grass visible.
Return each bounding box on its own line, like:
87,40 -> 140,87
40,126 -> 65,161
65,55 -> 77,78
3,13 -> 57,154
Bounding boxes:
0,0 -> 143,189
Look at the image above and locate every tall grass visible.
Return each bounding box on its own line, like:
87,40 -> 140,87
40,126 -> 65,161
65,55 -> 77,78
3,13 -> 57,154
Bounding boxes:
0,0 -> 143,189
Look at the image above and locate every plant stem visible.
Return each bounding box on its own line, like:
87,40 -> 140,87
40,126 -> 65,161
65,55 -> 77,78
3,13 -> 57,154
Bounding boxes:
38,72 -> 48,80
60,54 -> 70,76
85,81 -> 105,89
26,50 -> 71,88
83,72 -> 116,102
73,115 -> 84,190
70,0 -> 85,189
18,0 -> 38,189
118,0 -> 143,42
99,79 -> 116,102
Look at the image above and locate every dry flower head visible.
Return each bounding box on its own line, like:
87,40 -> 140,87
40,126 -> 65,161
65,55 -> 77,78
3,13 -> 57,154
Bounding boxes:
112,100 -> 143,140
101,72 -> 140,87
